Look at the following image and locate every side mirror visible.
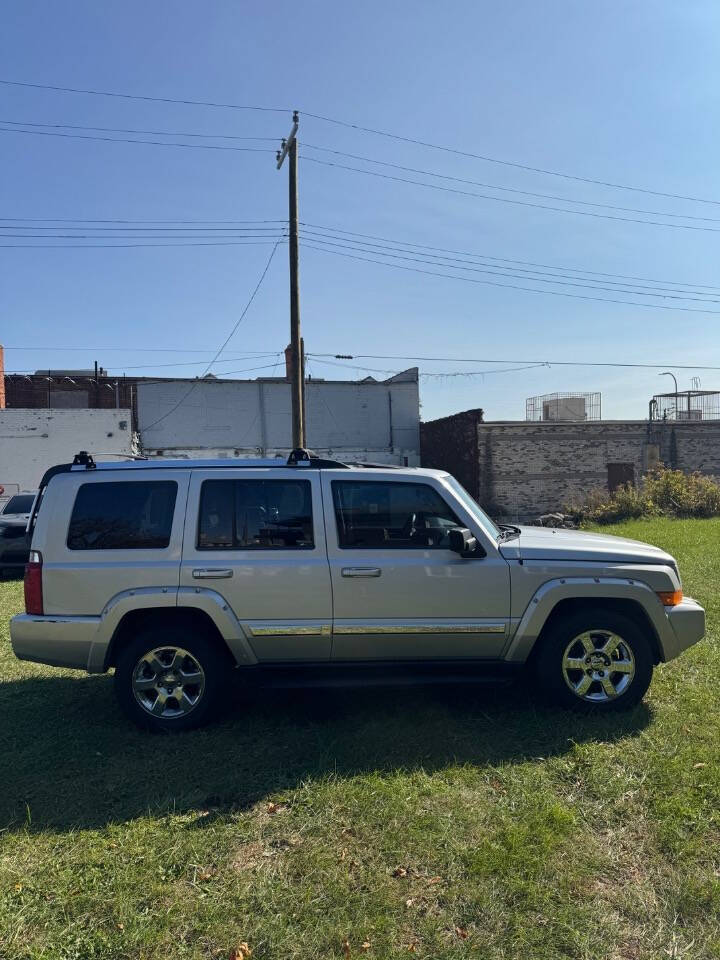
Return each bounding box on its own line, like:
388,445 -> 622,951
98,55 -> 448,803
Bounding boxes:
448,527 -> 479,557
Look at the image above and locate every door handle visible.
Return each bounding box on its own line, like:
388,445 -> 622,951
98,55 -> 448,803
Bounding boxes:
192,568 -> 233,579
341,567 -> 382,578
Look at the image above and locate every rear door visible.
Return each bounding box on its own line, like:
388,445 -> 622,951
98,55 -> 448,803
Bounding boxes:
321,471 -> 511,660
180,468 -> 332,661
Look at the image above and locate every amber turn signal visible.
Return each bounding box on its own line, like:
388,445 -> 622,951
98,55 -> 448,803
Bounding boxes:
657,590 -> 683,607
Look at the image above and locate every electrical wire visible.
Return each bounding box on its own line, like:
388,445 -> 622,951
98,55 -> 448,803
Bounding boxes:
4,78 -> 718,207
0,240 -> 286,249
0,125 -> 277,153
0,78 -> 290,113
0,217 -> 286,224
141,237 -> 285,432
301,109 -> 720,208
307,352 -> 720,372
302,241 -> 720,315
301,156 -> 720,234
300,222 -> 720,292
299,233 -> 720,303
302,144 -> 720,223
0,119 -> 279,141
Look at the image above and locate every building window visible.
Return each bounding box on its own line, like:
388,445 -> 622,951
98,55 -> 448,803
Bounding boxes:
197,479 -> 314,550
67,481 -> 178,550
332,480 -> 460,548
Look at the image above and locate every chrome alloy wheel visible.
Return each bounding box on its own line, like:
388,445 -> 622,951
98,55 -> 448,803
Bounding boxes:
561,630 -> 636,702
132,646 -> 206,719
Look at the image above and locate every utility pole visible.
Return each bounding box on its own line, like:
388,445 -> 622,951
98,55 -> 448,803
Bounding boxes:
277,111 -> 305,450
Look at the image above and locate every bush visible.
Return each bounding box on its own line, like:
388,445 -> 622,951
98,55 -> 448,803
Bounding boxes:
567,468 -> 720,524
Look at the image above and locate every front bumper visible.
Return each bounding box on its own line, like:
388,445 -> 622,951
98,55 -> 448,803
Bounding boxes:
662,597 -> 705,662
10,614 -> 101,671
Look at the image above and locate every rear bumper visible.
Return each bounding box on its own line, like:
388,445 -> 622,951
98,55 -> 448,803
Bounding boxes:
10,614 -> 101,671
662,597 -> 705,662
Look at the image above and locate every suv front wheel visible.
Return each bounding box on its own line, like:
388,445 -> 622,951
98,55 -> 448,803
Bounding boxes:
535,608 -> 654,712
114,628 -> 231,731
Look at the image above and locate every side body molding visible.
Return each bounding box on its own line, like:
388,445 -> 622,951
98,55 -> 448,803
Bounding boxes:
504,576 -> 673,663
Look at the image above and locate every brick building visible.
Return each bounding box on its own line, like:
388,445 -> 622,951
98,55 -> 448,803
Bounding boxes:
420,410 -> 720,519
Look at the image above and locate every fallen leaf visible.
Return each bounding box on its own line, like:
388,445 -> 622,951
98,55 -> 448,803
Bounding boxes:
361,941 -> 371,952
267,802 -> 286,815
229,945 -> 252,960
339,848 -> 347,862
117,922 -> 125,931
455,926 -> 469,940
14,883 -> 23,892
342,938 -> 351,958
405,897 -> 416,908
392,867 -> 408,878
694,762 -> 707,769
406,941 -> 418,953
426,876 -> 442,885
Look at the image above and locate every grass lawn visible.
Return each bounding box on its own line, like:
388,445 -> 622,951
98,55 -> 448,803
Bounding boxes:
1,517 -> 719,959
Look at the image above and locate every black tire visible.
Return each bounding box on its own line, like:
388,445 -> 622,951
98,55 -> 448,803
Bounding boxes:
114,626 -> 232,732
534,608 -> 654,712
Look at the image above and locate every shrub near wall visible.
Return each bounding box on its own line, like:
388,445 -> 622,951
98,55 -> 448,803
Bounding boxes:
568,468 -> 720,524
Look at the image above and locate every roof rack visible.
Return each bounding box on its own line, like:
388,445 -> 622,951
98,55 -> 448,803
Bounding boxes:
286,448 -> 349,469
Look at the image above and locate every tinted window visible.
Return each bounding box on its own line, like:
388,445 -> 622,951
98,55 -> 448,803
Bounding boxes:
68,481 -> 177,550
198,479 -> 314,550
3,495 -> 35,514
333,480 -> 461,548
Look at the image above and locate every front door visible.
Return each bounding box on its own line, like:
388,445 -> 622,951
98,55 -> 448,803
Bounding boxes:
321,472 -> 511,660
180,468 -> 332,661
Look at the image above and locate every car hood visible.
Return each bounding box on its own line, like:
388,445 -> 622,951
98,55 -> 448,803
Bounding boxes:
499,525 -> 675,566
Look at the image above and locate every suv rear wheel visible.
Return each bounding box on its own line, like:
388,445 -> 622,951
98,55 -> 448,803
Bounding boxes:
535,608 -> 654,712
114,627 -> 231,731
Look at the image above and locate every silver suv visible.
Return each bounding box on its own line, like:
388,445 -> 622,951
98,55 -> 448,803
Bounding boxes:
10,450 -> 705,731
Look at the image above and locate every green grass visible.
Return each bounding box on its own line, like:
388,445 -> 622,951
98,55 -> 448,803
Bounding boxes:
1,517 -> 720,959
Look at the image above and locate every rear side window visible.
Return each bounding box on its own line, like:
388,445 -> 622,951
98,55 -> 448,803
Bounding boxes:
198,479 -> 314,549
332,480 -> 461,548
67,481 -> 178,550
3,494 -> 35,514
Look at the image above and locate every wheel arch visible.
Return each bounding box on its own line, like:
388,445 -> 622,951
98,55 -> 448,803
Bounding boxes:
104,607 -> 237,670
527,597 -> 663,667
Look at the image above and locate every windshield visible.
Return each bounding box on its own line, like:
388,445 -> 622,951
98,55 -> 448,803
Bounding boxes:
442,476 -> 501,540
3,494 -> 35,514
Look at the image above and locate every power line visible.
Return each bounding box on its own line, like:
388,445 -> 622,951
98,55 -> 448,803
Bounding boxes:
0,125 -> 277,154
4,77 -> 718,207
3,346 -> 279,354
0,118 -> 279,141
301,156 -> 720,234
0,217 -> 286,224
307,351 -> 720,372
141,238 -> 284,432
0,240 -> 286,249
2,225 -> 284,232
303,231 -> 720,303
301,222 -> 720,292
302,144 -> 720,223
0,79 -> 289,113
301,109 -> 720,208
302,242 -> 720,315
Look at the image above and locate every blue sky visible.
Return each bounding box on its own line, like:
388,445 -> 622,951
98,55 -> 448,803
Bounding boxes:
2,1 -> 720,421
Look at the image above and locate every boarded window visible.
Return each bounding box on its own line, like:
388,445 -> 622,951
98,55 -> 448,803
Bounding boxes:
607,463 -> 635,493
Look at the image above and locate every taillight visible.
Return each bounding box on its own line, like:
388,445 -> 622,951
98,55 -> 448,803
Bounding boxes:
24,550 -> 44,615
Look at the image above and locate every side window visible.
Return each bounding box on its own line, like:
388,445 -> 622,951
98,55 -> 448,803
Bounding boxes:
198,479 -> 314,550
67,481 -> 178,550
332,480 -> 461,549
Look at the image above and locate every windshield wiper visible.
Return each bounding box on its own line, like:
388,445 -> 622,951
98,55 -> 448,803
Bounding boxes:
497,524 -> 521,542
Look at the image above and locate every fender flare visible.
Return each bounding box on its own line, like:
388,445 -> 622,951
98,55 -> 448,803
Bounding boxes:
504,576 -> 672,663
88,585 -> 257,672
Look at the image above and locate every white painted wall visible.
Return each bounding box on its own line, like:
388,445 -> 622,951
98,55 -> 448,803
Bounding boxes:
0,409 -> 135,497
138,374 -> 420,464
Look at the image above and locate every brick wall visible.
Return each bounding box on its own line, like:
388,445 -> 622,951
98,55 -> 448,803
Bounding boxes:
420,414 -> 720,518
